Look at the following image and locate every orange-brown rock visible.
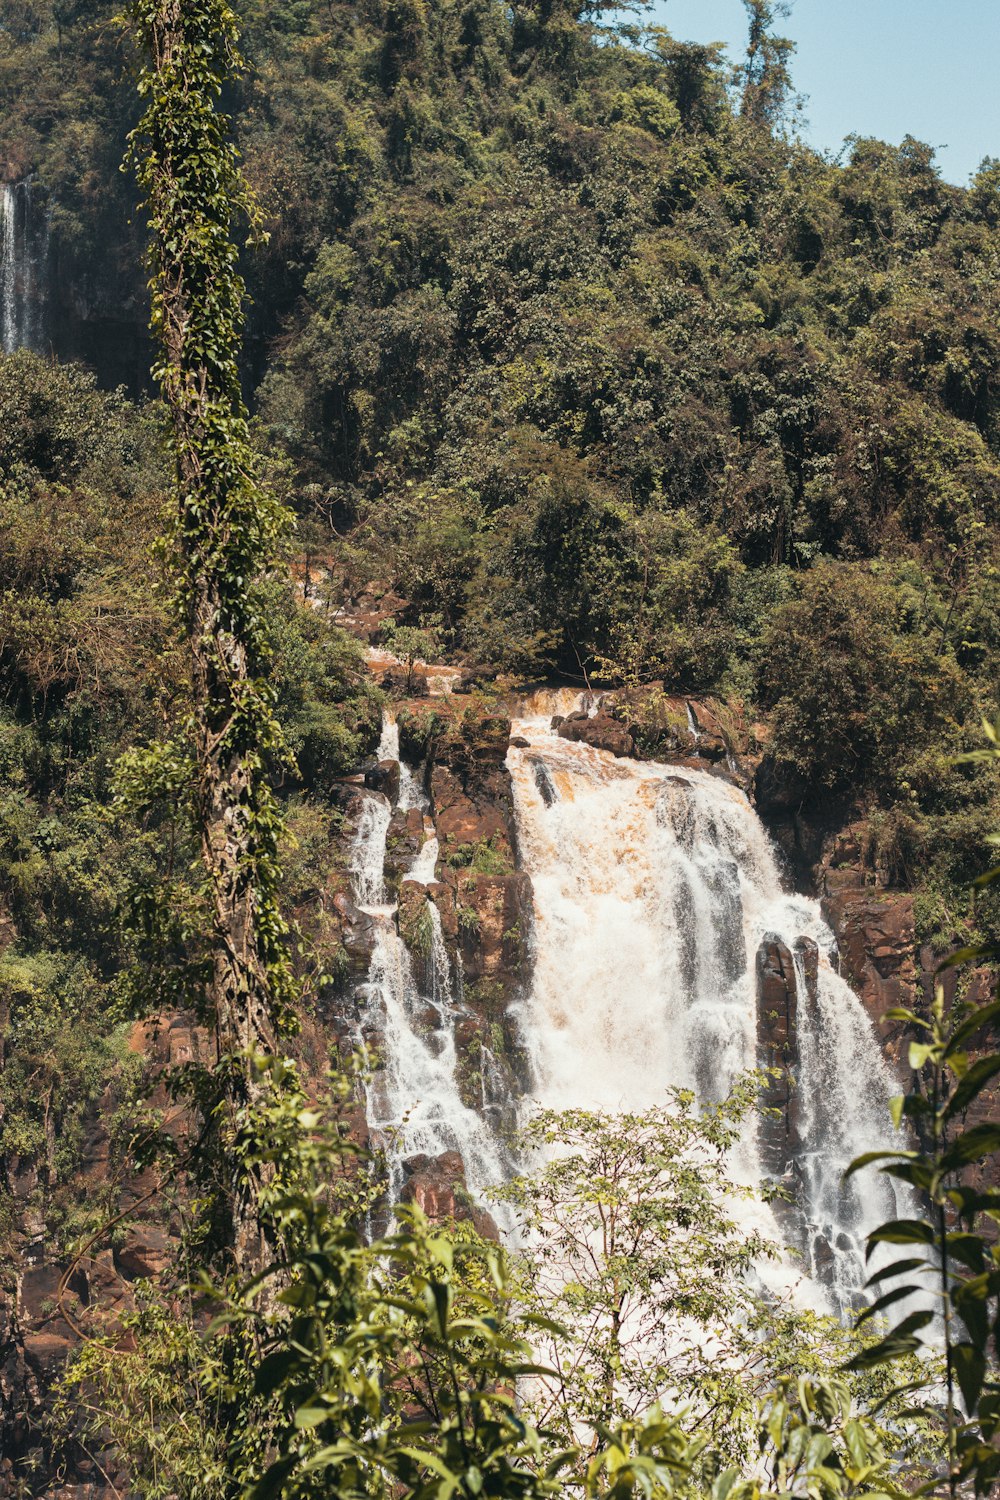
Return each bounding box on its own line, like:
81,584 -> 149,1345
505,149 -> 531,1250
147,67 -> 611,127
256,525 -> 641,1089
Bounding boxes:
430,762 -> 512,854
556,711 -> 634,758
449,871 -> 532,983
400,1151 -> 499,1240
821,890 -> 917,1070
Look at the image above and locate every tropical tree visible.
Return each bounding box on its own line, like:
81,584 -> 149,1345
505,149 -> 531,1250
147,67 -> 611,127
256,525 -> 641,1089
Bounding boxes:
120,0 -> 297,1275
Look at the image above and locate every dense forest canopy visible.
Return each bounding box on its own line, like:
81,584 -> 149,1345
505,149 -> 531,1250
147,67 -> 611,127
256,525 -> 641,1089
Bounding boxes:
3,0 -> 1000,928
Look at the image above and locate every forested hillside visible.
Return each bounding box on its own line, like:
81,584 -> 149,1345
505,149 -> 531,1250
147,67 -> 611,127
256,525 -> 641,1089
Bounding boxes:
6,0 -> 1000,917
3,0 -> 1000,1493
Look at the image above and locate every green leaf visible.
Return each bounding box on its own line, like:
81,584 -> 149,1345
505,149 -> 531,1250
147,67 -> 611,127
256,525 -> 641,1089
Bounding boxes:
254,1349 -> 298,1396
866,1256 -> 931,1287
846,1311 -> 934,1370
866,1219 -> 936,1252
953,1342 -> 988,1415
845,1149 -> 916,1180
941,1124 -> 1000,1172
293,1406 -> 330,1430
909,1041 -> 935,1070
945,1053 -> 1000,1120
248,1457 -> 298,1500
856,1283 -> 923,1326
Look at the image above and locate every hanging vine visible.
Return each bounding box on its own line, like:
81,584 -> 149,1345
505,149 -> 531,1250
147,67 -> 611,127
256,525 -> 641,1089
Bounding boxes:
121,0 -> 296,1276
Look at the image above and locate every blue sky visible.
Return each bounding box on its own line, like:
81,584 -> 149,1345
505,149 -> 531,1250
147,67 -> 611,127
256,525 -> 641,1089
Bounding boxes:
647,0 -> 1000,185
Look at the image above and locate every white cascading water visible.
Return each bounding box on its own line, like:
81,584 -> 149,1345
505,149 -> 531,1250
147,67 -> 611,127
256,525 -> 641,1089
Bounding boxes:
506,697 -> 909,1311
350,714 -> 511,1211
351,699 -> 908,1310
0,179 -> 49,355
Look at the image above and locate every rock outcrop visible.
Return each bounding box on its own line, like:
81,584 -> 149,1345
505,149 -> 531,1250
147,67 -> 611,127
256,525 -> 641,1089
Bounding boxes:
556,711 -> 635,758
400,1151 -> 499,1240
755,935 -> 818,1179
820,889 -> 918,1071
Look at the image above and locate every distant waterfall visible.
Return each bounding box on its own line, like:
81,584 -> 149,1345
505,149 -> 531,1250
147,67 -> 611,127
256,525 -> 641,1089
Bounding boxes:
506,698 -> 909,1312
0,179 -> 50,355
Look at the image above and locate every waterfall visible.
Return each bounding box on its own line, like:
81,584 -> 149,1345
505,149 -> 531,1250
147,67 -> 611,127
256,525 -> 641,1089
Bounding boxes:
350,718 -> 511,1212
0,179 -> 50,355
506,696 -> 908,1311
351,699 -> 908,1310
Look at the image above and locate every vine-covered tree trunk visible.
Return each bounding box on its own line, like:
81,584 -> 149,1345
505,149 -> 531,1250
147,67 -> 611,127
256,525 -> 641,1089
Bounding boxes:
129,0 -> 295,1277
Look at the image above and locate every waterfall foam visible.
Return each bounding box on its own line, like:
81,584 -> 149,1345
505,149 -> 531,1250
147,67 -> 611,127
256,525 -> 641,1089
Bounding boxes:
351,697 -> 908,1310
506,694 -> 910,1310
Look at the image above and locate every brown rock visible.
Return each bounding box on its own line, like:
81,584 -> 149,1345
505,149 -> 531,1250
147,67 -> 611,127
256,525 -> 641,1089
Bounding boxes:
115,1228 -> 173,1282
365,759 -> 401,803
821,891 -> 917,1070
557,712 -> 634,758
755,936 -> 816,1177
451,872 -> 532,982
755,754 -> 810,813
684,700 -> 728,761
430,763 -> 512,856
22,1332 -> 72,1382
384,806 -> 426,884
333,892 -> 380,973
19,1265 -> 87,1327
400,1151 -> 499,1240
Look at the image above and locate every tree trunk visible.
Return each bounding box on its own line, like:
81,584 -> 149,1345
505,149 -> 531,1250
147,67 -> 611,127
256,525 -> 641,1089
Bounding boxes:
136,0 -> 287,1280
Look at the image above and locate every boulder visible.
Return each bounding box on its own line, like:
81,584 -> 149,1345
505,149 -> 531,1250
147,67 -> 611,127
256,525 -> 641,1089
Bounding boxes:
755,935 -> 817,1177
332,892 -> 381,973
115,1227 -> 173,1282
449,871 -> 532,982
684,700 -> 728,761
364,759 -> 401,803
429,762 -> 513,857
21,1332 -> 73,1382
400,1151 -> 499,1240
556,712 -> 634,758
384,806 -> 426,884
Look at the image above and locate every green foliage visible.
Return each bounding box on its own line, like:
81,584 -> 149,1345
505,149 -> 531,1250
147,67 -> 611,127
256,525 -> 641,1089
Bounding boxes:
381,619 -> 440,691
757,561 -> 972,794
53,1286 -> 268,1500
446,838 -> 512,875
844,731 -> 1000,1495
846,979 -> 1000,1495
7,3 -> 1000,1496
488,1083 -> 911,1478
55,1066 -> 946,1500
268,581 -> 383,791
0,950 -> 137,1209
123,0 -> 301,1024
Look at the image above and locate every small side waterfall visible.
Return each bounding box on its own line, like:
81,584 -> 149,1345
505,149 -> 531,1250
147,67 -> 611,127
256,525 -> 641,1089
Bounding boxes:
0,179 -> 50,355
349,716 -> 511,1212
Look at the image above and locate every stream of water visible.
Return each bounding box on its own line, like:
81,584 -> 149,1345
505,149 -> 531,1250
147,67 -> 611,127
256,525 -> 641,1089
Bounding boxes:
350,716 -> 511,1210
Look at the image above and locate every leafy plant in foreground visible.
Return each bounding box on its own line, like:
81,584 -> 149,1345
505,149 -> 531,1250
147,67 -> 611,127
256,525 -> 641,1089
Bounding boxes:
846,724 -> 1000,1496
